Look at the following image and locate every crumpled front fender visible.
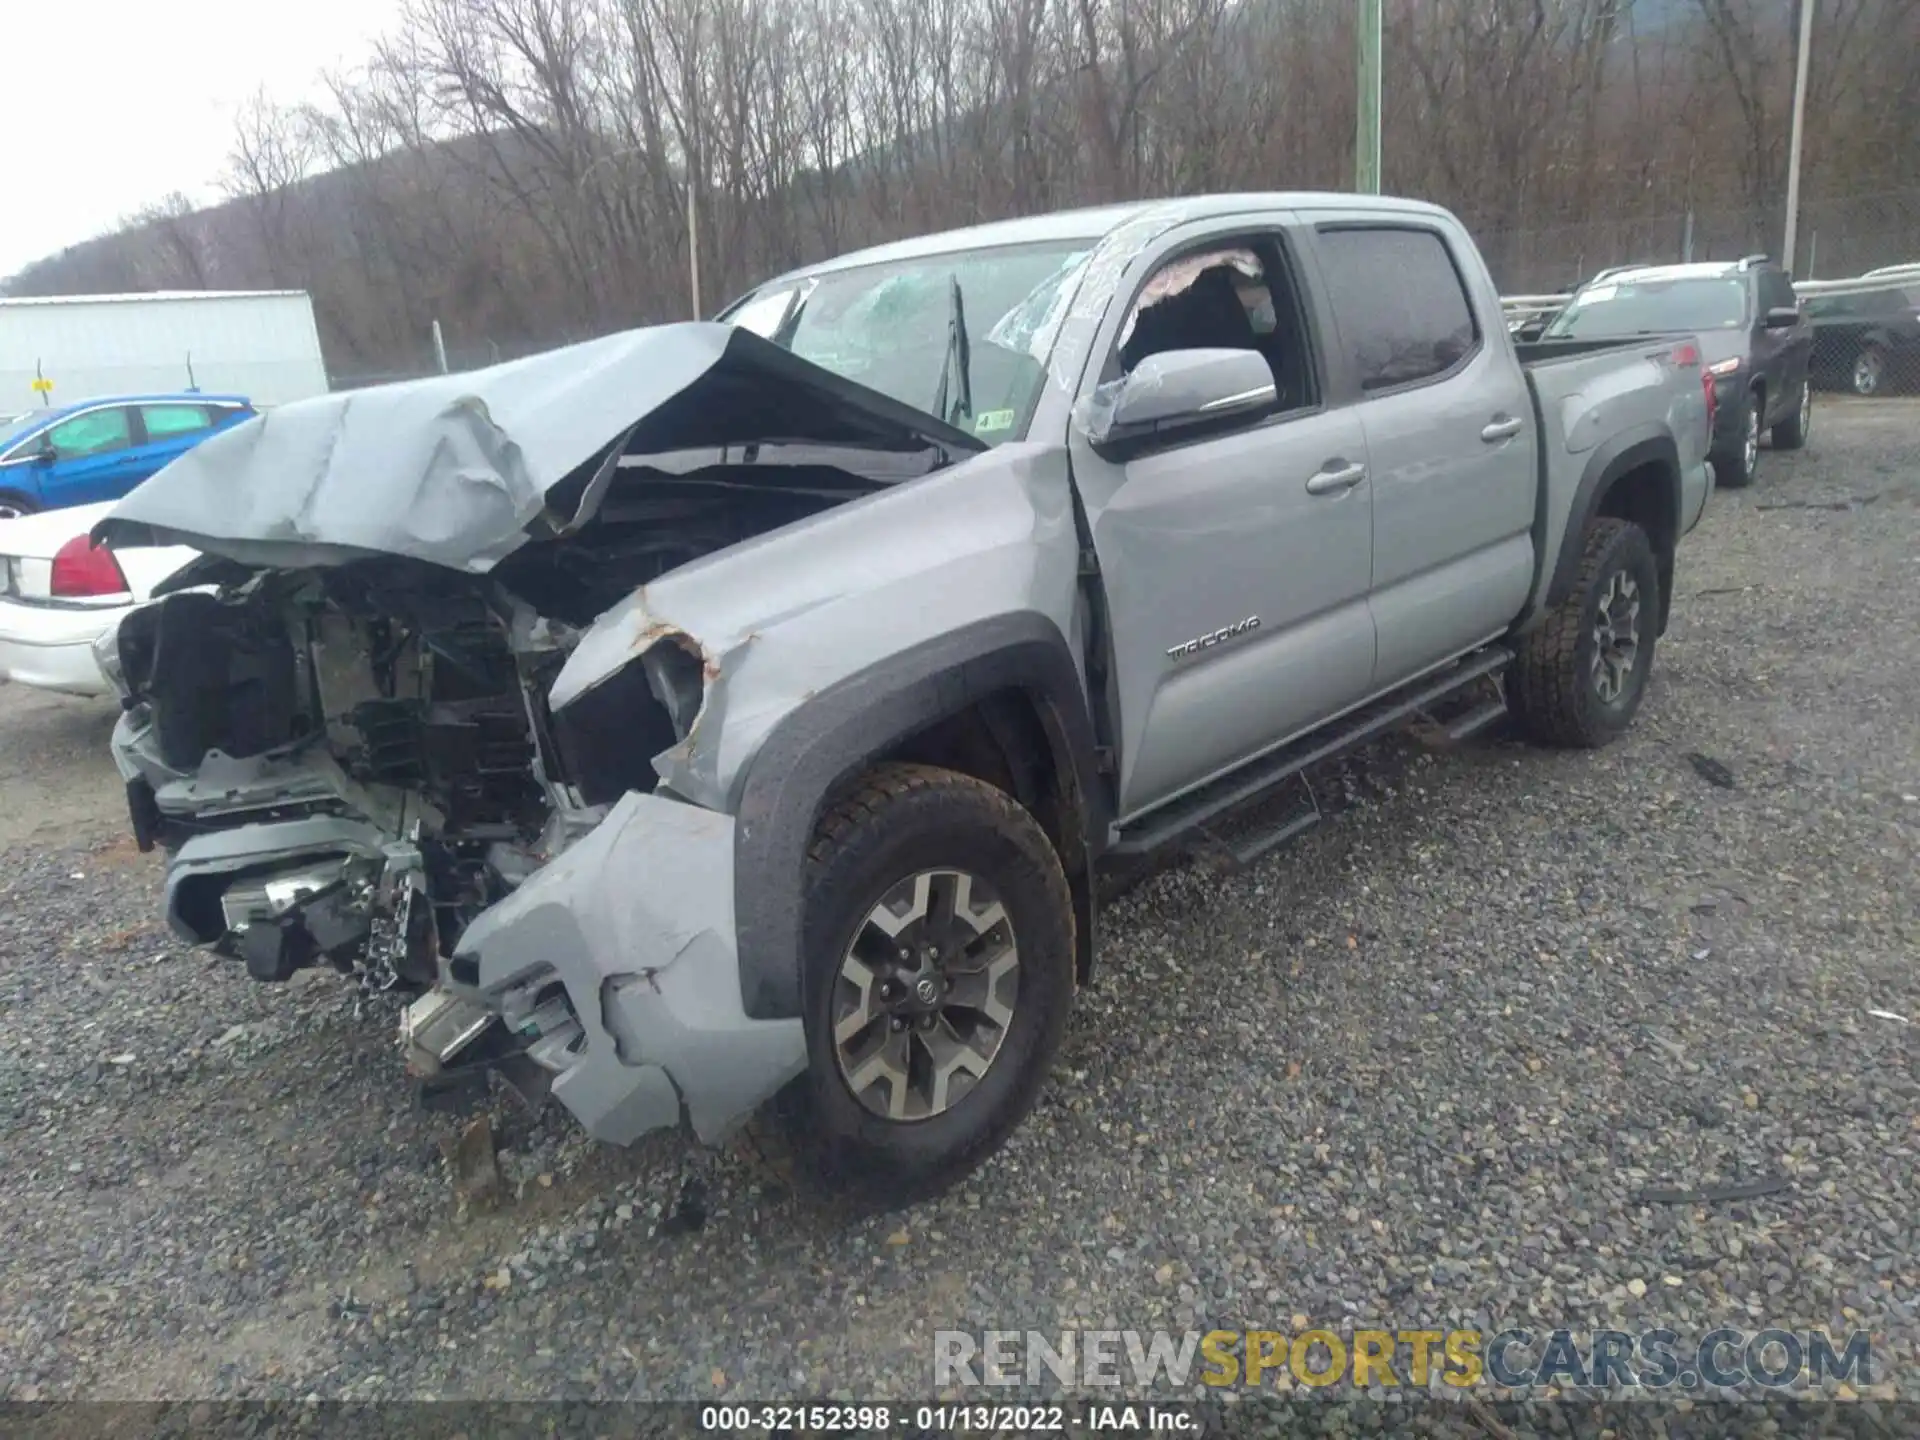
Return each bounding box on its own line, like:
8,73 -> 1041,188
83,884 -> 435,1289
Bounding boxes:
452,791 -> 807,1145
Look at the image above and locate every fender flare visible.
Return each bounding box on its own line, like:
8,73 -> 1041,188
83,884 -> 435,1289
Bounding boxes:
731,611 -> 1108,1021
1545,425 -> 1681,611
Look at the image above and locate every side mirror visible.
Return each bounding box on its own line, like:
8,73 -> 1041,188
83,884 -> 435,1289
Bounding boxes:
1764,305 -> 1800,329
33,441 -> 57,466
1074,348 -> 1277,451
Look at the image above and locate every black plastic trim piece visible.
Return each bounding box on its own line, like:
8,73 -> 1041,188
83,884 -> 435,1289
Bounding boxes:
731,612 -> 1108,1020
1111,646 -> 1512,857
1545,427 -> 1681,611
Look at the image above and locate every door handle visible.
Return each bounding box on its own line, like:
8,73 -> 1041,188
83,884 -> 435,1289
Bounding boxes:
1305,462 -> 1366,495
1481,416 -> 1525,442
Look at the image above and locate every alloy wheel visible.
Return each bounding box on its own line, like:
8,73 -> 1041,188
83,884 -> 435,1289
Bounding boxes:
1799,381 -> 1812,435
1744,405 -> 1760,476
1853,350 -> 1884,397
832,868 -> 1021,1122
1590,569 -> 1641,705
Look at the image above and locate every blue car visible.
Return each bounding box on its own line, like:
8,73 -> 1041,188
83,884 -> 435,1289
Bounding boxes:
0,393 -> 256,519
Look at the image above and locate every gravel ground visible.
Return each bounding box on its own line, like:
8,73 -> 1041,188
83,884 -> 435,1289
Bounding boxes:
0,398 -> 1915,1415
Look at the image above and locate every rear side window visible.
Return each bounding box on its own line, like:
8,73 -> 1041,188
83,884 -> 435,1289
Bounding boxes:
1317,227 -> 1479,392
140,404 -> 214,439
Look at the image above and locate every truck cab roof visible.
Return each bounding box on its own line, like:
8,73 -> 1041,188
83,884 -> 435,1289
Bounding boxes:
755,192 -> 1456,285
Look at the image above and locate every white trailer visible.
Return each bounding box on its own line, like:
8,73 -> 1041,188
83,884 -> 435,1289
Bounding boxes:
0,290 -> 329,414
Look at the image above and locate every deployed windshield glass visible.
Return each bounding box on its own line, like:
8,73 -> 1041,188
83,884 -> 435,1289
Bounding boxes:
1545,276 -> 1748,337
722,241 -> 1094,445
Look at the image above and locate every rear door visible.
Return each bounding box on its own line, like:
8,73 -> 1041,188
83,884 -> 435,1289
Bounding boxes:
1067,214 -> 1378,821
40,405 -> 143,508
1305,217 -> 1538,690
132,402 -> 219,480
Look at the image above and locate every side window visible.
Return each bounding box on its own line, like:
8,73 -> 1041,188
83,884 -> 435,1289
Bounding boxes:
140,404 -> 214,439
1113,238 -> 1318,411
46,407 -> 133,460
1315,227 -> 1480,393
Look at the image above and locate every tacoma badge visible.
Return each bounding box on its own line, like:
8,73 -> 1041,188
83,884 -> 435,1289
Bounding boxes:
1167,615 -> 1261,661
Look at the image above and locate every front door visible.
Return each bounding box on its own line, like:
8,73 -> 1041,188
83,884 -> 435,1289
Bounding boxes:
131,402 -> 219,481
40,405 -> 142,508
1753,267 -> 1812,424
1067,222 -> 1377,822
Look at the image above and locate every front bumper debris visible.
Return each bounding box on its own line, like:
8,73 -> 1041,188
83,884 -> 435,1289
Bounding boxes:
449,792 -> 807,1145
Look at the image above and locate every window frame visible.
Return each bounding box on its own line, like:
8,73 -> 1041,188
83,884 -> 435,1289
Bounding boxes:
1085,223 -> 1329,458
1311,221 -> 1485,402
137,402 -> 216,442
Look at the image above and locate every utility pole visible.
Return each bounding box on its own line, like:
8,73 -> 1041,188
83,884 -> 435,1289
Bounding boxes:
1355,0 -> 1382,194
687,176 -> 702,319
1781,0 -> 1816,273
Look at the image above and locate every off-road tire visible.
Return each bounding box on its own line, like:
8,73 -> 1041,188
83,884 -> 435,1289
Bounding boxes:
1712,387 -> 1760,489
742,763 -> 1075,1211
1508,518 -> 1660,749
1771,377 -> 1811,450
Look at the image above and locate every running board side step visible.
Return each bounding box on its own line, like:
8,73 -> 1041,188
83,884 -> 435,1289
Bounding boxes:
1442,696 -> 1509,743
1194,774 -> 1323,873
1111,646 -> 1512,858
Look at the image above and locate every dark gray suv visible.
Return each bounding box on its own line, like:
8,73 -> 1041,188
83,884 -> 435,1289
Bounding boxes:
1544,256 -> 1814,487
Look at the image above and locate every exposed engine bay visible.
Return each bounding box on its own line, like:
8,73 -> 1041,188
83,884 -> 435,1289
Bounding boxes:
107,464 -> 859,994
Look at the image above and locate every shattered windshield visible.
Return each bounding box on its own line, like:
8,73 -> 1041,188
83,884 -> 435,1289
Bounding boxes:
723,241 -> 1094,444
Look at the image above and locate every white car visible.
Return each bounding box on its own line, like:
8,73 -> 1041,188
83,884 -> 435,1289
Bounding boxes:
0,501 -> 196,697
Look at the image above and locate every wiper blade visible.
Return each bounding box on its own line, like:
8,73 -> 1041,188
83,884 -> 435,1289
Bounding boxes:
931,273 -> 973,429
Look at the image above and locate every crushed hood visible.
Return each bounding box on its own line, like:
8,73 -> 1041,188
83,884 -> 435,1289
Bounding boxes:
92,321 -> 983,573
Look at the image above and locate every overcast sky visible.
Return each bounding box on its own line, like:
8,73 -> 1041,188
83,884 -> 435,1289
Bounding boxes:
0,0 -> 395,280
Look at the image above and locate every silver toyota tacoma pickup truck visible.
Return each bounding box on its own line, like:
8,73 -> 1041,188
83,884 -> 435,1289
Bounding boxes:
93,194 -> 1714,1205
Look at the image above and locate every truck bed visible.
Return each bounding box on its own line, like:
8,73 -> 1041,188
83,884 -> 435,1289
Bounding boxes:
1515,328 -> 1710,625
1514,333 -> 1692,365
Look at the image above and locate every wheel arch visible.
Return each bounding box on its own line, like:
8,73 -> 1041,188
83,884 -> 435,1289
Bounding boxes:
0,486 -> 40,518
1546,428 -> 1682,635
731,611 -> 1109,1021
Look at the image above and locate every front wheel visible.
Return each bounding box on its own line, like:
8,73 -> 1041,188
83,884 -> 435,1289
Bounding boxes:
1712,388 -> 1761,488
1771,377 -> 1811,450
1508,517 -> 1661,749
0,492 -> 39,521
761,762 -> 1076,1209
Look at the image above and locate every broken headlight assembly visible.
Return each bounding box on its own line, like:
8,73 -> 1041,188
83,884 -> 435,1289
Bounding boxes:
548,637 -> 709,805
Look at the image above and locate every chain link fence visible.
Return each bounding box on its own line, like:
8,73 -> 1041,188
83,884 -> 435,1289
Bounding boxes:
331,188 -> 1920,400
1483,187 -> 1920,289
1491,189 -> 1920,401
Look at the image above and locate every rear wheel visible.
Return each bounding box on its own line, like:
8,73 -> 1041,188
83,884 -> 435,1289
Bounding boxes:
1509,517 -> 1660,749
757,763 -> 1075,1209
1771,377 -> 1811,450
1712,388 -> 1761,488
1851,345 -> 1887,397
